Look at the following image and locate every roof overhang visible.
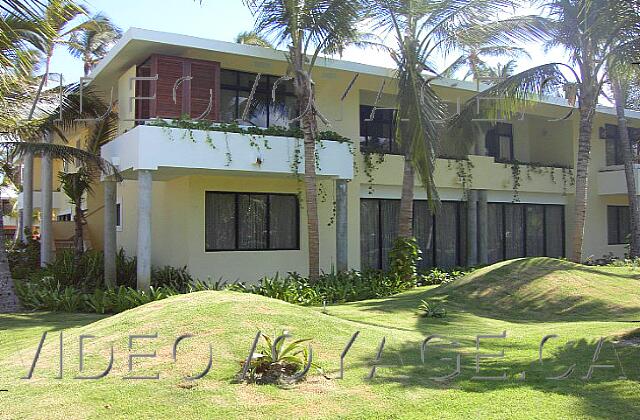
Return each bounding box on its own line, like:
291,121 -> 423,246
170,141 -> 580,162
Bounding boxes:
89,28 -> 640,121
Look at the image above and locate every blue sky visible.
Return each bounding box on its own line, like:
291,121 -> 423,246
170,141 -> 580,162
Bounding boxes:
50,0 -> 569,85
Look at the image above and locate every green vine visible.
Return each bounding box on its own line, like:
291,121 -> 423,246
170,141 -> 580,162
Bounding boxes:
362,152 -> 385,194
454,159 -> 474,199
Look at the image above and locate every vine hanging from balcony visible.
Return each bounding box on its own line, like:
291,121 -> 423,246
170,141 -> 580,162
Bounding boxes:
361,151 -> 385,194
445,157 -> 475,200
147,117 -> 350,169
504,161 -> 575,202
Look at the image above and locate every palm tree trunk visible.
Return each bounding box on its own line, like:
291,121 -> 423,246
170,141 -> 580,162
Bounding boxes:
291,45 -> 320,282
73,201 -> 84,265
0,201 -> 21,312
571,91 -> 597,263
612,76 -> 640,257
398,154 -> 414,238
27,52 -> 52,121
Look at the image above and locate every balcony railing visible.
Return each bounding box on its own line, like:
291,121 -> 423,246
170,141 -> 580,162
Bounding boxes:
101,125 -> 354,180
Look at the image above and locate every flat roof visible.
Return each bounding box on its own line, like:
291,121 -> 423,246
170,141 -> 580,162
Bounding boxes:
90,28 -> 640,120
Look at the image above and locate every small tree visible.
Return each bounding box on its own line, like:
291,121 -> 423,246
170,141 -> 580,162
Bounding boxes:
58,167 -> 92,265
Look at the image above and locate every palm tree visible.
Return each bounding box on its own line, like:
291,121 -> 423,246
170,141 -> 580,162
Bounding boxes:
244,0 -> 365,281
443,44 -> 529,82
609,64 -> 640,257
450,0 -> 640,262
235,30 -> 273,48
67,12 -> 121,76
370,0 -> 549,240
58,167 -> 91,265
486,59 -> 518,81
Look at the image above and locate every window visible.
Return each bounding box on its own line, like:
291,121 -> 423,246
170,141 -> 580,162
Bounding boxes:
607,206 -> 630,245
361,199 -> 565,270
485,123 -> 514,161
359,105 -> 399,154
219,70 -> 297,128
601,124 -> 640,166
205,192 -> 299,251
57,214 -> 72,222
486,203 -> 565,263
116,203 -> 122,229
360,199 -> 465,270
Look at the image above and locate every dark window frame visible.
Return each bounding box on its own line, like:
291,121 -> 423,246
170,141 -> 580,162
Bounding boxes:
219,69 -> 296,128
205,191 -> 300,252
360,199 -> 565,270
485,122 -> 515,162
607,205 -> 630,245
359,105 -> 402,155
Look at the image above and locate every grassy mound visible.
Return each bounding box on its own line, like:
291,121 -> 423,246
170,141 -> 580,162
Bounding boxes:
431,257 -> 640,320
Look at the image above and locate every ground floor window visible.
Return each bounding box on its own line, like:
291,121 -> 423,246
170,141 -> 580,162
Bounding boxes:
205,192 -> 299,251
360,199 -> 565,270
607,205 -> 630,245
57,214 -> 72,222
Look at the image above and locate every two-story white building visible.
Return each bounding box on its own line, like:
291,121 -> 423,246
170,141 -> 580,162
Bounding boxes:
22,28 -> 640,285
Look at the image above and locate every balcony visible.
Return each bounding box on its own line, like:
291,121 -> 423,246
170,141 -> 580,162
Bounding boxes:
101,125 -> 354,180
360,154 -> 573,196
17,191 -> 69,211
597,165 -> 640,195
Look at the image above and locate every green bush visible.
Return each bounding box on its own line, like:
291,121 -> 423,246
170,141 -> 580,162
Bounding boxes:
389,237 -> 421,286
14,275 -> 180,314
151,265 -> 195,292
7,236 -> 40,279
419,267 -> 470,286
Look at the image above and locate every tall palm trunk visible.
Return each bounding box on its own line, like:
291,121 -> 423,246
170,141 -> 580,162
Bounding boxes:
398,154 -> 414,238
571,85 -> 597,263
612,76 -> 640,257
291,46 -> 320,282
0,202 -> 21,312
73,200 -> 84,266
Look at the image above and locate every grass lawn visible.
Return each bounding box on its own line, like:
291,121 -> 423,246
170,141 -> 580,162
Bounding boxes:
0,257 -> 639,419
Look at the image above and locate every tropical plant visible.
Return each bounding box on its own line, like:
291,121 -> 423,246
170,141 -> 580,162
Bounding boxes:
234,30 -> 273,48
67,12 -> 121,76
240,331 -> 318,384
369,0 -> 549,243
450,0 -> 640,262
443,43 -> 529,82
607,63 -> 640,256
58,166 -> 92,266
244,0 -> 365,281
418,298 -> 446,317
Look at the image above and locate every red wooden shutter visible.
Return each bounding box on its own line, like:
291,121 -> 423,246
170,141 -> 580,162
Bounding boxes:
188,59 -> 220,120
150,55 -> 185,119
145,55 -> 220,120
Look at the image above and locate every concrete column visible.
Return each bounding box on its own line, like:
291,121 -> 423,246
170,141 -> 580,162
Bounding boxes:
40,133 -> 53,266
466,190 -> 478,267
478,190 -> 489,265
137,170 -> 152,292
104,179 -> 117,288
335,179 -> 348,272
22,151 -> 34,242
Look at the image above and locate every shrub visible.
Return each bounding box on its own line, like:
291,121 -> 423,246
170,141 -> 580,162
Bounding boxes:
7,236 -> 40,279
419,267 -> 470,286
152,265 -> 194,292
389,237 -> 421,286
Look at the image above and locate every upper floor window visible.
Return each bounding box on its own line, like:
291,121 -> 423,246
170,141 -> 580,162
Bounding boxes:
220,70 -> 296,128
607,205 -> 630,245
485,122 -> 513,162
600,123 -> 640,166
359,105 -> 400,154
